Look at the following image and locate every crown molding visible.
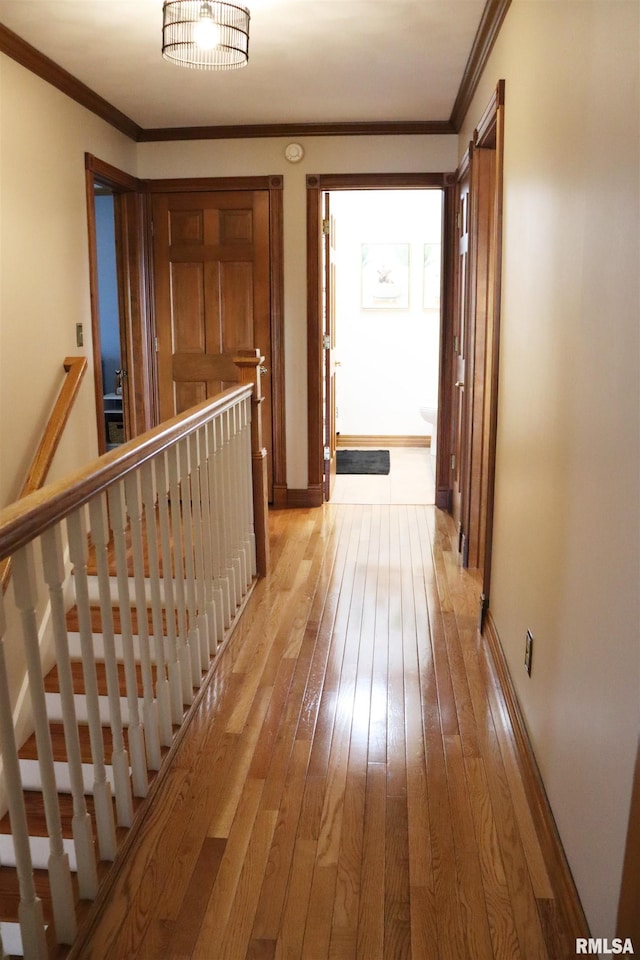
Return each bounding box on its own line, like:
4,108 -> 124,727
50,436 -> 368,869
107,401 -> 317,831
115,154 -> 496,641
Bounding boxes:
449,0 -> 512,132
1,0 -> 511,144
137,120 -> 455,142
0,24 -> 142,141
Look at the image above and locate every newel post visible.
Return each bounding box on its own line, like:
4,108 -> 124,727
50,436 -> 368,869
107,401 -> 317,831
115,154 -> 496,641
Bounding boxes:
234,350 -> 270,577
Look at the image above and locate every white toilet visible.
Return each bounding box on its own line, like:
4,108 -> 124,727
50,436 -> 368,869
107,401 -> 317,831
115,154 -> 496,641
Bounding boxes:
420,404 -> 438,458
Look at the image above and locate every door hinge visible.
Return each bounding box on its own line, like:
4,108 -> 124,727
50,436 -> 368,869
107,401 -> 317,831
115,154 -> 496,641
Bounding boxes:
323,334 -> 331,350
454,334 -> 459,354
323,445 -> 331,462
450,453 -> 456,471
154,336 -> 159,353
322,218 -> 331,236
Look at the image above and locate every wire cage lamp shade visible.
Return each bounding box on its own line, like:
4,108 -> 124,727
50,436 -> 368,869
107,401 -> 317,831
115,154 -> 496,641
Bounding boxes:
162,1 -> 250,70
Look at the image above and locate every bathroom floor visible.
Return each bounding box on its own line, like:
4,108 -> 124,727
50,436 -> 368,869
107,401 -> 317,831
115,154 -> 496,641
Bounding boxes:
331,446 -> 435,505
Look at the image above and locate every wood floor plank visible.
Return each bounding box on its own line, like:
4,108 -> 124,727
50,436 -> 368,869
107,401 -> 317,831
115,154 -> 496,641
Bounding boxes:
465,755 -> 522,960
443,733 -> 495,960
205,809 -> 278,960
251,739 -> 312,940
70,505 -> 583,960
275,838 -> 317,960
191,777 -> 266,955
356,762 -> 385,960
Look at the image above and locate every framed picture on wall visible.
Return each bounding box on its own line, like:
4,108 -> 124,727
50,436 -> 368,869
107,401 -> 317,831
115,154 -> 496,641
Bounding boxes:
423,243 -> 441,309
361,243 -> 410,309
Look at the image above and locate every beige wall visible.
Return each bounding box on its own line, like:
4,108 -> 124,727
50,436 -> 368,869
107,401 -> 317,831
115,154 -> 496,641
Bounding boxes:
460,0 -> 639,940
0,55 -> 136,508
0,54 -> 137,727
137,135 -> 458,488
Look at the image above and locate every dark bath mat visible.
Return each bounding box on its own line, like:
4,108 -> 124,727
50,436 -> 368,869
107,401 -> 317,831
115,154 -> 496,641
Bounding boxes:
336,449 -> 391,475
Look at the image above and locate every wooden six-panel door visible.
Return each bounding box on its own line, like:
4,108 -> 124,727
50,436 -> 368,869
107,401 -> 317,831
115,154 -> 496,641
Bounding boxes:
152,189 -> 273,497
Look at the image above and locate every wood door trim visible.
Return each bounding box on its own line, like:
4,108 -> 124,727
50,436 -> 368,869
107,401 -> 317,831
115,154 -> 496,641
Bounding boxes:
85,154 -> 144,192
145,176 -> 283,193
306,173 -> 453,499
85,156 -> 155,452
478,85 -> 505,605
448,82 -> 504,613
313,173 -> 449,191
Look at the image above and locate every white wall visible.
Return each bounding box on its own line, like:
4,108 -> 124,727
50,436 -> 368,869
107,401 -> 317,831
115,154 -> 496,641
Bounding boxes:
329,190 -> 442,439
137,135 -> 457,488
460,0 -> 640,940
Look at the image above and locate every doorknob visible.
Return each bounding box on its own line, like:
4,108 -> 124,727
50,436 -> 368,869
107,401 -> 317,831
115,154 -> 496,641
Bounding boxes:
455,380 -> 465,388
259,365 -> 268,376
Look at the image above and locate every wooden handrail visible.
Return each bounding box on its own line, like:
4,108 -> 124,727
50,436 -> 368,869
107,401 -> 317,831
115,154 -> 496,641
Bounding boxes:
21,356 -> 88,500
0,382 -> 253,565
1,356 -> 87,591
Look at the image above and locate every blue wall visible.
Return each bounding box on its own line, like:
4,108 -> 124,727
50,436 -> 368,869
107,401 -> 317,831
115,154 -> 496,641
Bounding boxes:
94,193 -> 120,393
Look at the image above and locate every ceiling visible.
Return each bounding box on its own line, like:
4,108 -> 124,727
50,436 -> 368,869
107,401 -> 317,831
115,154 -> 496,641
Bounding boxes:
0,0 -> 491,134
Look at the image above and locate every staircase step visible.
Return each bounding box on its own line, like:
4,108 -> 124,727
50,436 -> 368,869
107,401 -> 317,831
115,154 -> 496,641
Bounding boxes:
19,723 -> 131,765
17,758 -> 116,796
0,833 -> 77,873
0,790 -> 102,839
0,867 -> 56,924
44,691 -> 143,728
0,920 -> 30,957
44,661 -> 153,699
66,602 -> 170,635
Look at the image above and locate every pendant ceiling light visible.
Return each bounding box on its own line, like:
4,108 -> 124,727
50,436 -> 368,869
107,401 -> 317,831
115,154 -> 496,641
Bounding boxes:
162,1 -> 250,70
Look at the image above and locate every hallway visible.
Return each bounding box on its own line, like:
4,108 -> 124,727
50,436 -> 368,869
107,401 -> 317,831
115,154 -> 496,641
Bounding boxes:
75,504 -> 580,959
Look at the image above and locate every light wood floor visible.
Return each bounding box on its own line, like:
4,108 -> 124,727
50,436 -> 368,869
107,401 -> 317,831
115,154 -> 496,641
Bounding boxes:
331,448 -> 435,505
74,504 -> 577,960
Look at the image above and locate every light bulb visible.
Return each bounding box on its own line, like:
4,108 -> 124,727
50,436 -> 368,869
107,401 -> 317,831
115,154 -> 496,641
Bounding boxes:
194,3 -> 220,50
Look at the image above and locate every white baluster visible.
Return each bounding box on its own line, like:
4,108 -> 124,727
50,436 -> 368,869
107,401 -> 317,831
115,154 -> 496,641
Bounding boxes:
40,525 -> 98,900
107,482 -> 148,798
241,395 -> 257,577
139,463 -> 174,748
229,404 -> 248,595
178,438 -> 205,681
188,431 -> 216,661
87,495 -> 133,828
154,453 -> 183,724
0,591 -> 48,960
202,420 -> 228,640
210,416 -> 233,627
66,508 -> 117,861
123,471 -> 161,770
234,400 -> 251,590
220,411 -> 241,610
167,443 -> 194,705
12,544 -> 76,945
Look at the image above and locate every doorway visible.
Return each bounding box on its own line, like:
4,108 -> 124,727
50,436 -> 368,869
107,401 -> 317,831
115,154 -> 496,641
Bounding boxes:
324,189 -> 443,505
93,186 -> 125,450
85,154 -> 155,452
306,173 -> 452,509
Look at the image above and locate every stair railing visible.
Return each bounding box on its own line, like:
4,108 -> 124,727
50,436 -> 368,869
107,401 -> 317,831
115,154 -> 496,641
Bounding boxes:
1,356 -> 87,595
0,354 -> 268,959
